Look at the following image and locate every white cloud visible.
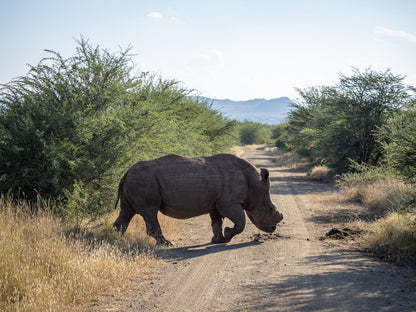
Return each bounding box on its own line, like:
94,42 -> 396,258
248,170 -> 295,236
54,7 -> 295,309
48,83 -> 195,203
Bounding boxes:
200,49 -> 224,66
188,49 -> 224,68
147,12 -> 163,19
375,26 -> 416,43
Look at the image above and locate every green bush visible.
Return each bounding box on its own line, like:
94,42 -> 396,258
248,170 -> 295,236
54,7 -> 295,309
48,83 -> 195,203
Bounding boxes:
338,162 -> 397,187
238,121 -> 272,145
0,38 -> 235,218
284,68 -> 411,172
381,105 -> 416,182
271,123 -> 288,148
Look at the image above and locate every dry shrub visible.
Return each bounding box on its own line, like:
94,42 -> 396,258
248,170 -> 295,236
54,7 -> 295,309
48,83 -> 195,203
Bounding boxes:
123,211 -> 182,245
362,180 -> 413,215
0,196 -> 161,312
230,145 -> 246,158
309,165 -> 330,180
340,179 -> 414,216
366,213 -> 416,264
339,186 -> 363,203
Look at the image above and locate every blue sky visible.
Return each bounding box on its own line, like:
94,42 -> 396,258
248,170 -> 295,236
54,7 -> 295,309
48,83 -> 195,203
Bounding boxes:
1,0 -> 416,100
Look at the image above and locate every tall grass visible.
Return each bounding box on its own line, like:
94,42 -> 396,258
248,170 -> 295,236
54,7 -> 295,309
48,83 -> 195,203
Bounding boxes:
309,165 -> 331,181
366,213 -> 416,265
340,180 -> 414,215
338,164 -> 415,216
337,164 -> 416,264
0,195 -> 164,312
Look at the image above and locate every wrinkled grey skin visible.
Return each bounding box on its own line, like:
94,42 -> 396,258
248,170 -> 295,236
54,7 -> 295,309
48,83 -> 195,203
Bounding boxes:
113,154 -> 283,246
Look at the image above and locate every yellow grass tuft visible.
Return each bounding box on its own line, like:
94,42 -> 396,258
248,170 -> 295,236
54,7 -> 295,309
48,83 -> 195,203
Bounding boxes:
0,195 -> 169,312
340,179 -> 413,215
362,180 -> 413,215
230,145 -> 246,157
339,186 -> 363,203
366,213 -> 416,264
309,165 -> 330,180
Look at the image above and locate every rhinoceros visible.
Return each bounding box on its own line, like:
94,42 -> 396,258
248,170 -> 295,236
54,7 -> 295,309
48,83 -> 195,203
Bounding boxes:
113,153 -> 283,246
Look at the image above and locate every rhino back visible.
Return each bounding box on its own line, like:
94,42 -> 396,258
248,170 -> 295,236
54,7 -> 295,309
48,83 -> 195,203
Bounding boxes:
124,154 -> 254,219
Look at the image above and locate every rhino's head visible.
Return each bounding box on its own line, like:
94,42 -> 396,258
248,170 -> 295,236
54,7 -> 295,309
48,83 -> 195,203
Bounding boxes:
246,168 -> 283,233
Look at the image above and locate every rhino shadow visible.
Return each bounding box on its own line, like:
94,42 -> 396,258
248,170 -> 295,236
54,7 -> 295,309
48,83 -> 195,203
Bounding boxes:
156,240 -> 262,262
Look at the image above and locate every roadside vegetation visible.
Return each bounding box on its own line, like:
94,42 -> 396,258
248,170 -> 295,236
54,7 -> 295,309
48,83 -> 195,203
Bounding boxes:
271,68 -> 416,265
1,37 -> 416,309
0,194 -> 173,312
237,121 -> 275,145
0,38 -> 236,219
0,39 -> 233,311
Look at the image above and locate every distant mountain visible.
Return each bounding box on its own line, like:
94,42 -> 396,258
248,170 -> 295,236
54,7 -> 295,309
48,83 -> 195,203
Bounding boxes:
202,97 -> 293,124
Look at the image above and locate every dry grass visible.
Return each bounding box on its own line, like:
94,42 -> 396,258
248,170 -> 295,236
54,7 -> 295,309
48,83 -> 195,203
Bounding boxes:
230,145 -> 246,157
340,179 -> 414,216
335,172 -> 416,265
124,210 -> 182,244
309,165 -> 331,180
337,182 -> 416,265
0,195 -> 181,312
362,180 -> 413,215
365,213 -> 416,265
339,186 -> 363,203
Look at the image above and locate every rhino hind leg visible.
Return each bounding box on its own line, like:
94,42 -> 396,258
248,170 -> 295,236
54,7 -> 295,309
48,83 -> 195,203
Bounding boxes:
210,209 -> 226,244
113,201 -> 135,234
143,213 -> 173,247
219,204 -> 246,243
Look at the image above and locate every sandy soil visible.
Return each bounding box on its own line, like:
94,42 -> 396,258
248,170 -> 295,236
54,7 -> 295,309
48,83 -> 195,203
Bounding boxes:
98,147 -> 416,312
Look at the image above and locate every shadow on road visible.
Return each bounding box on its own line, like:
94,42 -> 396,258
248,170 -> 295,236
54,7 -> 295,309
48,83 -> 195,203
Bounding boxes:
157,240 -> 262,262
229,250 -> 416,312
247,157 -> 276,164
270,175 -> 332,196
306,208 -> 377,225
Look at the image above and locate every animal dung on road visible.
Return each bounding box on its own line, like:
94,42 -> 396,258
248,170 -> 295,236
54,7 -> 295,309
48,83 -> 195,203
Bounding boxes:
251,233 -> 290,242
321,227 -> 363,240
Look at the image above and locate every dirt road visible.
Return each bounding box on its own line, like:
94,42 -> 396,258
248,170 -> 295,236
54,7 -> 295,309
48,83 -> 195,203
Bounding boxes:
108,147 -> 415,311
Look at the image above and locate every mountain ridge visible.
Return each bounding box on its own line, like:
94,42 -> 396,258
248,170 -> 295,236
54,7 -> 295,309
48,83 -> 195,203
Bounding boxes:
201,96 -> 293,124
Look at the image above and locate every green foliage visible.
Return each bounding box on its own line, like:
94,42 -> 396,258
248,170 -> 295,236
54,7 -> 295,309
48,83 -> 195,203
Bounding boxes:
0,38 -> 235,218
238,121 -> 273,145
283,68 -> 411,172
271,123 -> 288,148
338,161 -> 398,187
381,104 -> 416,182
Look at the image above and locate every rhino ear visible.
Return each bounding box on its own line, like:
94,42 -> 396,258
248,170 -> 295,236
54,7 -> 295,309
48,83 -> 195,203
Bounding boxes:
260,168 -> 270,186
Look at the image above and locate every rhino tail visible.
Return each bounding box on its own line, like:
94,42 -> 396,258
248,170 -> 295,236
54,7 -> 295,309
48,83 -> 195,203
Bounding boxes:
114,173 -> 127,210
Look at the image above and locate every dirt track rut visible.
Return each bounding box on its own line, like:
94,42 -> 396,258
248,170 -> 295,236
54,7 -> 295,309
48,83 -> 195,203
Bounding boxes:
108,147 -> 416,311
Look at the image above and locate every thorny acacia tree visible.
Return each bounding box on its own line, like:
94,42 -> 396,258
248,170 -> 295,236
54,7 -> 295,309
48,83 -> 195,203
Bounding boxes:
285,68 -> 411,172
0,39 -> 235,217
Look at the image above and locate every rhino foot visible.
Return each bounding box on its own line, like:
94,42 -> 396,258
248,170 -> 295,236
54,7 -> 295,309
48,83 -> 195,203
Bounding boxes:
224,227 -> 234,243
211,235 -> 226,244
156,237 -> 174,247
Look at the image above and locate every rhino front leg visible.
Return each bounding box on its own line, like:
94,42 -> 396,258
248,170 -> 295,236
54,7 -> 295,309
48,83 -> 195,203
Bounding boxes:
210,209 -> 226,243
143,213 -> 173,247
219,204 -> 246,243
